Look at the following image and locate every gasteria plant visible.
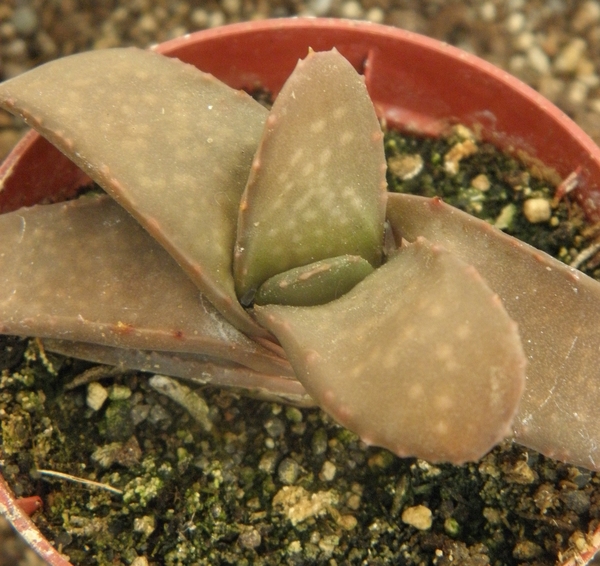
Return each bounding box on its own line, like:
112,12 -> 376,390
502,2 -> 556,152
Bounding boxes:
1,46 -> 600,470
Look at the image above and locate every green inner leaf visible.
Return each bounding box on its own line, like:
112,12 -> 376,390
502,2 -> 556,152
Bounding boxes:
255,254 -> 374,306
234,48 -> 388,300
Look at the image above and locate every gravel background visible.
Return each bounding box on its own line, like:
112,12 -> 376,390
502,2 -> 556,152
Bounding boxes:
1,1 -> 600,565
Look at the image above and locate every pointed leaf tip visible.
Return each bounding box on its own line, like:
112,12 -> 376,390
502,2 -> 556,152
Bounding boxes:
256,238 -> 526,465
234,48 -> 388,299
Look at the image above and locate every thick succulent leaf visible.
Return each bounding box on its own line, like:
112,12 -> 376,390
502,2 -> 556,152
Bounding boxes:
255,255 -> 374,306
44,339 -> 313,407
0,195 -> 291,377
387,193 -> 600,470
256,238 -> 526,465
0,47 -> 268,337
234,49 -> 387,299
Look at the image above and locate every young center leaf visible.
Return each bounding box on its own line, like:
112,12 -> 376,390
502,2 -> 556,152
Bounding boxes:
233,49 -> 388,302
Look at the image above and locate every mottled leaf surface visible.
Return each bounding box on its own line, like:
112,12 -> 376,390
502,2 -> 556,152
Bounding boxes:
387,193 -> 600,470
0,48 -> 268,336
0,195 -> 290,377
234,49 -> 387,299
255,255 -> 373,306
256,238 -> 526,464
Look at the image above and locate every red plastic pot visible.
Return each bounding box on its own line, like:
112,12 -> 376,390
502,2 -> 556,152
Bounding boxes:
1,17 -> 600,565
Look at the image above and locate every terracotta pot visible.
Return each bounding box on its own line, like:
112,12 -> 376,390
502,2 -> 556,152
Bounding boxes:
1,17 -> 599,565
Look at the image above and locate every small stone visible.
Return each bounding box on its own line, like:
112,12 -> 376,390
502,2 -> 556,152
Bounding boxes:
505,12 -> 525,34
444,139 -> 477,175
562,490 -> 591,513
239,528 -> 261,549
288,540 -> 302,554
272,485 -> 337,525
452,124 -> 475,140
388,154 -> 423,180
320,461 -> 336,482
311,428 -> 328,456
92,436 -> 142,468
538,75 -> 565,102
318,534 -> 339,556
339,514 -> 358,530
566,80 -> 589,106
11,6 -> 38,36
278,457 -> 300,485
149,375 -> 211,431
346,493 -> 361,510
590,98 -> 600,114
505,460 -> 536,484
109,384 -> 132,400
221,0 -> 241,16
86,381 -> 108,411
401,505 -> 432,530
148,403 -> 172,427
111,6 -> 129,23
4,38 -> 27,60
479,2 -> 496,22
190,8 -> 208,27
0,22 -> 16,41
527,45 -> 550,74
130,404 -> 150,426
513,32 -> 535,52
483,506 -> 502,524
570,467 -> 592,488
35,31 -> 58,58
105,400 -> 134,441
340,0 -> 363,19
577,62 -> 598,85
207,11 -> 225,28
554,38 -> 587,74
133,515 -> 156,537
264,417 -> 285,438
508,54 -> 527,74
131,558 -> 149,566
285,406 -> 303,424
366,7 -> 385,23
523,198 -> 551,223
137,13 -> 158,34
307,0 -> 333,16
259,451 -> 278,474
571,0 -> 600,31
471,174 -> 490,191
513,540 -> 542,560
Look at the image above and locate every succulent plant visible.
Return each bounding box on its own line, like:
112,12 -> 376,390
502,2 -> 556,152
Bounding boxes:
1,46 -> 600,469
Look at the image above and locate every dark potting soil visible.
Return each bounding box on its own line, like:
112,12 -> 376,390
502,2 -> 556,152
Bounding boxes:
1,126 -> 599,566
